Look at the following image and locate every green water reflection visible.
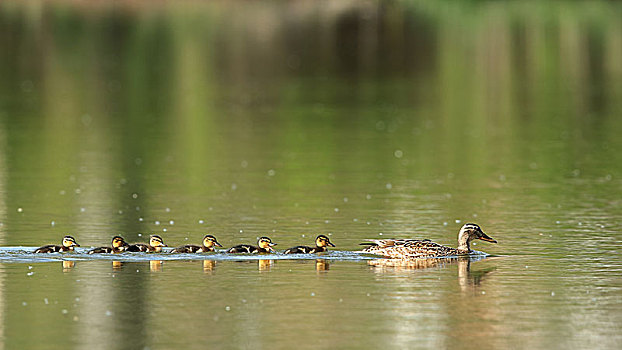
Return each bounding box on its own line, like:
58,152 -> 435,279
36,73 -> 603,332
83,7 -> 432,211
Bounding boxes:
0,0 -> 621,349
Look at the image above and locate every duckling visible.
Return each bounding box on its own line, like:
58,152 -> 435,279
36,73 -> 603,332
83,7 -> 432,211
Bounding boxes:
170,234 -> 222,253
34,235 -> 80,253
284,235 -> 335,254
361,223 -> 497,259
127,235 -> 168,252
227,236 -> 276,254
87,236 -> 130,254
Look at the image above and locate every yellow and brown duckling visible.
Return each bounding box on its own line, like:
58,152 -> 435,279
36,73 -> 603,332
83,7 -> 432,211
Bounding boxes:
361,223 -> 497,259
227,236 -> 276,254
34,235 -> 80,253
284,235 -> 335,254
170,234 -> 222,253
127,234 -> 168,252
87,235 -> 130,254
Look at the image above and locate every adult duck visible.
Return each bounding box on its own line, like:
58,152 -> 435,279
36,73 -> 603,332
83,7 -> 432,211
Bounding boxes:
360,223 -> 496,259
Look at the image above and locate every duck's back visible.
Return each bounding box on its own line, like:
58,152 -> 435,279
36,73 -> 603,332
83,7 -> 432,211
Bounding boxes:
88,246 -> 113,254
127,243 -> 151,252
171,245 -> 203,253
284,245 -> 313,254
362,239 -> 458,258
227,244 -> 257,253
34,245 -> 62,253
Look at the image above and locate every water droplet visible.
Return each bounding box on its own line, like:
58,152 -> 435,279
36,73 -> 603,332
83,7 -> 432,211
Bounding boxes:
59,190 -> 66,195
132,193 -> 138,199
80,207 -> 86,212
44,298 -> 49,304
75,188 -> 81,194
138,233 -> 142,237
385,183 -> 392,190
241,160 -> 248,168
17,207 -> 23,213
199,220 -> 204,224
366,194 -> 372,200
62,309 -> 68,314
267,169 -> 276,176
155,221 -> 160,225
443,222 -> 448,226
163,228 -> 167,232
334,208 -> 339,212
379,233 -> 383,236
231,183 -> 237,190
455,219 -> 461,224
169,220 -> 174,225
22,302 -> 27,306
51,221 -> 55,226
225,306 -> 231,311
310,293 -> 315,297
165,208 -> 171,212
27,272 -> 34,276
551,292 -> 555,296
105,310 -> 112,316
343,197 -> 348,202
394,150 -> 403,158
138,217 -> 144,222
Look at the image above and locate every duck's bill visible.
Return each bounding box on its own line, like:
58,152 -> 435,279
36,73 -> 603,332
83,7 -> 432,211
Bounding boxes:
214,242 -> 223,247
269,243 -> 277,247
479,233 -> 497,243
328,242 -> 336,247
73,243 -> 81,247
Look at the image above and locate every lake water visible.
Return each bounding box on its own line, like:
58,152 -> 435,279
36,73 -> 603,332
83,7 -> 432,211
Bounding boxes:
0,1 -> 621,349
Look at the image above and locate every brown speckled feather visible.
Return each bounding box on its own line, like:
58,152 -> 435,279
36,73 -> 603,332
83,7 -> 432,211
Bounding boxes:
362,239 -> 463,258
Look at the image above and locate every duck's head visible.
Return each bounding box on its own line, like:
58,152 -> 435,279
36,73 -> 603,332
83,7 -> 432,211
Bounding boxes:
149,235 -> 167,251
258,237 -> 277,252
316,235 -> 335,248
112,236 -> 129,251
62,235 -> 80,249
203,234 -> 222,248
458,223 -> 497,249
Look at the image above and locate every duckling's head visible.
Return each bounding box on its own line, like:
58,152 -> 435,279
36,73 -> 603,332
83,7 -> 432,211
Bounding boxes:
112,236 -> 129,250
316,235 -> 335,248
62,235 -> 80,249
203,235 -> 222,248
258,237 -> 276,252
149,235 -> 167,251
458,223 -> 497,251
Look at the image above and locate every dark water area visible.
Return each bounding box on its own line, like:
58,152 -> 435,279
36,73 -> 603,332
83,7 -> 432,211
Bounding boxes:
0,0 -> 621,349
